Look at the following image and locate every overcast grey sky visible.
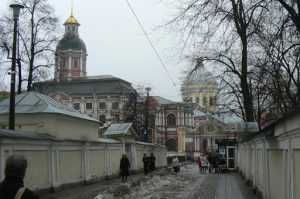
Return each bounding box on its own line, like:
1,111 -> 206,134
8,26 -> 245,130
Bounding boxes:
1,0 -> 189,101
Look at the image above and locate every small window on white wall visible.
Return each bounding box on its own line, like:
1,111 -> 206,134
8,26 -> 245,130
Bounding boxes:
98,102 -> 106,110
86,102 -> 93,110
112,102 -> 119,110
73,103 -> 80,110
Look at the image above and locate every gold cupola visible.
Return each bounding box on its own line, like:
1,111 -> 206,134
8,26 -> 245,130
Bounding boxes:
64,8 -> 80,25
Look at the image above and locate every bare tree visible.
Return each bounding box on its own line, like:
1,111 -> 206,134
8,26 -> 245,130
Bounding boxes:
254,1 -> 300,122
164,0 -> 269,122
0,0 -> 60,92
277,0 -> 300,33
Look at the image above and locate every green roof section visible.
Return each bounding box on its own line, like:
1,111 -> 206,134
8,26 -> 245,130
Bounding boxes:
0,91 -> 99,123
56,35 -> 87,53
33,75 -> 136,96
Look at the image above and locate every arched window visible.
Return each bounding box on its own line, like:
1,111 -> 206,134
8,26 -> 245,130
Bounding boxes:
203,96 -> 207,106
167,113 -> 176,127
166,138 -> 177,151
196,97 -> 199,104
209,96 -> 214,106
99,115 -> 106,126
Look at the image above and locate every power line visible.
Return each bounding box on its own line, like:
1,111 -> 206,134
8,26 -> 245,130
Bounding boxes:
124,0 -> 180,94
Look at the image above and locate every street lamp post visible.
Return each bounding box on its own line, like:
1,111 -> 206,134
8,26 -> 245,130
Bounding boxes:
9,3 -> 24,130
144,87 -> 151,142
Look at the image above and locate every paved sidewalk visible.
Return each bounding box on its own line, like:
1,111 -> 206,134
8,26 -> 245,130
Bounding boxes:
215,174 -> 258,199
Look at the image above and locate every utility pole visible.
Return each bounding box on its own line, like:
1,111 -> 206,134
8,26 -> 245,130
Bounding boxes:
144,87 -> 151,142
9,3 -> 24,130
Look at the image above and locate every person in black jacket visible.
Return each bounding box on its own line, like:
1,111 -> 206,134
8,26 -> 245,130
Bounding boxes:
142,153 -> 149,175
119,154 -> 130,182
0,154 -> 40,199
149,153 -> 156,172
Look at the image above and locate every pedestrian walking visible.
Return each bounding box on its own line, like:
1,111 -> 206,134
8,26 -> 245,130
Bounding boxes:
0,154 -> 40,199
197,155 -> 202,173
142,153 -> 149,175
172,156 -> 180,173
201,154 -> 209,173
149,153 -> 156,172
119,154 -> 130,182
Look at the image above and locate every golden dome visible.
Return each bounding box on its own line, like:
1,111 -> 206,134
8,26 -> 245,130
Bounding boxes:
64,7 -> 80,25
64,15 -> 80,25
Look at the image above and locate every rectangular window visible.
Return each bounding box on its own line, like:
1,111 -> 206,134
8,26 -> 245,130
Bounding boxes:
86,102 -> 93,110
60,59 -> 68,68
98,102 -> 106,110
99,115 -> 106,124
112,102 -> 119,110
73,59 -> 79,68
73,103 -> 80,110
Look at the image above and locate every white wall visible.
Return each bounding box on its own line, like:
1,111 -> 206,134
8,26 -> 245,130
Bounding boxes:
237,111 -> 300,199
0,137 -> 167,191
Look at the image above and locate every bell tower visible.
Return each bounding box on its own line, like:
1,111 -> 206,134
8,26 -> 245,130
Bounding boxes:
54,9 -> 87,81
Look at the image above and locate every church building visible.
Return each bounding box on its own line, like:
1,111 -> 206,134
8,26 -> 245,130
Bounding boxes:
33,11 -> 136,125
181,58 -> 219,113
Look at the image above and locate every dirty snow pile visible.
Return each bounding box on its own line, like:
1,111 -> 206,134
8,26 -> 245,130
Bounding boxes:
94,167 -> 191,199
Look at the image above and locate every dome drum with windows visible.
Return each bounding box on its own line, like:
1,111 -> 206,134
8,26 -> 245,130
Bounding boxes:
181,57 -> 219,113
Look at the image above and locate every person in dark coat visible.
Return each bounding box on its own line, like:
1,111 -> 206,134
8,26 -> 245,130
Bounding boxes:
119,154 -> 130,182
142,153 -> 149,175
149,153 -> 156,172
197,156 -> 202,173
0,154 -> 40,199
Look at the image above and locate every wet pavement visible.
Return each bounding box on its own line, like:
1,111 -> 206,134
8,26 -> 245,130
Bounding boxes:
40,163 -> 258,199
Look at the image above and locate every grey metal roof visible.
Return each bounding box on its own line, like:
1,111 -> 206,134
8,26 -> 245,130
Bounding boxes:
56,35 -> 87,53
97,138 -> 121,144
0,91 -> 99,122
211,112 -> 243,123
193,109 -> 207,116
33,76 -> 136,96
152,96 -> 177,105
182,60 -> 218,85
104,123 -> 137,136
0,128 -> 56,140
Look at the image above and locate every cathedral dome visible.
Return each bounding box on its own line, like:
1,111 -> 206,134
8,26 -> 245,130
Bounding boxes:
64,15 -> 80,25
56,35 -> 86,53
183,58 -> 217,85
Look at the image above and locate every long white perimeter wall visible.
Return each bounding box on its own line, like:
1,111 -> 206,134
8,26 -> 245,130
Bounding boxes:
0,138 -> 167,191
237,111 -> 300,199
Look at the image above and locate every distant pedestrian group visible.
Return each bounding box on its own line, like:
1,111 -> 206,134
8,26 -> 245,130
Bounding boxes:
197,154 -> 209,173
143,153 -> 156,175
120,152 -> 156,182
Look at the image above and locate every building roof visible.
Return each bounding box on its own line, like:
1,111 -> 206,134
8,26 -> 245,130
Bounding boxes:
193,110 -> 243,124
211,112 -> 243,123
0,91 -> 99,122
56,35 -> 86,53
104,123 -> 138,137
152,96 -> 177,105
97,137 -> 121,144
182,58 -> 218,85
33,76 -> 136,96
0,128 -> 56,140
64,15 -> 80,25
